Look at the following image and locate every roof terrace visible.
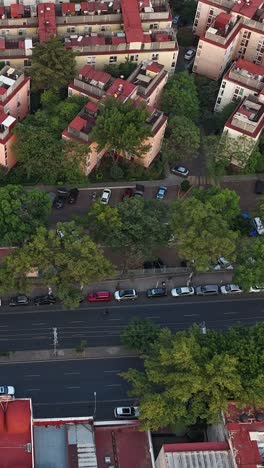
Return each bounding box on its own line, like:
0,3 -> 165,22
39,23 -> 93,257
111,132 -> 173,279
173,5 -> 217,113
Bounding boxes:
227,59 -> 264,91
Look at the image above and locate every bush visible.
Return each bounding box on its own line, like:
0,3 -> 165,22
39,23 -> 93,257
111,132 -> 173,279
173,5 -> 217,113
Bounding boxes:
110,164 -> 124,180
181,180 -> 191,192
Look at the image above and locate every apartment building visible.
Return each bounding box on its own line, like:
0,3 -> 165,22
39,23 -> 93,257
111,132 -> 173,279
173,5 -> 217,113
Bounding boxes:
223,91 -> 264,165
0,64 -> 30,170
0,0 -> 178,74
63,61 -> 168,174
215,59 -> 264,111
193,0 -> 264,80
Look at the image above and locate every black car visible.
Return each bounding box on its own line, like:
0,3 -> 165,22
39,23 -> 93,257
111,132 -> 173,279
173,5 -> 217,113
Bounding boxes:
54,195 -> 66,209
146,287 -> 167,298
255,179 -> 264,194
9,295 -> 30,306
68,188 -> 79,204
133,184 -> 145,197
143,258 -> 165,270
34,295 -> 57,306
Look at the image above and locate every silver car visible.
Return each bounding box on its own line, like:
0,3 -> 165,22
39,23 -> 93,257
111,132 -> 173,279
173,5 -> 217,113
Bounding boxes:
171,286 -> 195,297
195,285 -> 219,296
101,188 -> 112,205
114,289 -> 138,301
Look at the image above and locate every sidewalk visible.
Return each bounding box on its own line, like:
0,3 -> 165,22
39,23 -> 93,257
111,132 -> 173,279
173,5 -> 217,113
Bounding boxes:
0,346 -> 138,365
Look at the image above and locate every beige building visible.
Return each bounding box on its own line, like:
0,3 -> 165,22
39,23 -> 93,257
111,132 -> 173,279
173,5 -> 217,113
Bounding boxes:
0,0 -> 178,74
193,0 -> 264,80
215,59 -> 264,111
63,61 -> 168,174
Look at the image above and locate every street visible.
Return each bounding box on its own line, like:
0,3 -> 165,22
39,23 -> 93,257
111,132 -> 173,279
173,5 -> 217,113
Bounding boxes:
0,296 -> 264,352
0,356 -> 141,419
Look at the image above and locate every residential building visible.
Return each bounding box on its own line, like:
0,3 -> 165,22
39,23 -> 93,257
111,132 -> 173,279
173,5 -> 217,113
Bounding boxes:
222,91 -> 264,166
0,64 -> 30,169
215,59 -> 264,111
192,0 -> 264,80
63,61 -> 168,175
0,0 -> 178,75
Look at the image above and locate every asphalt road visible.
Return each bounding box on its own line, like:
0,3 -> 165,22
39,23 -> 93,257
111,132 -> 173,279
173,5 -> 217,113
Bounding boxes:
1,296 -> 264,352
0,356 -> 141,419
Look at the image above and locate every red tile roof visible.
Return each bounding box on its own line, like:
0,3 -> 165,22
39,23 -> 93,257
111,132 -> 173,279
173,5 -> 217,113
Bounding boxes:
0,38 -> 5,50
85,101 -> 98,113
164,442 -> 229,452
112,36 -> 126,45
79,65 -> 111,85
234,59 -> 264,76
231,0 -> 263,18
214,12 -> 231,29
121,0 -> 144,43
80,2 -> 96,13
0,399 -> 33,468
0,86 -> 6,96
69,115 -> 86,132
37,3 -> 57,43
10,3 -> 25,18
146,62 -> 163,73
62,2 -> 75,15
155,33 -> 169,42
106,78 -> 137,101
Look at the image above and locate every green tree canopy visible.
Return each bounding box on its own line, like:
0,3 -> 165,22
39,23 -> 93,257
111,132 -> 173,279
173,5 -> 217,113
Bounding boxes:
234,238 -> 264,291
121,319 -> 160,354
2,222 -> 114,306
160,72 -> 199,121
90,98 -> 152,159
169,191 -> 239,271
163,115 -> 200,162
104,61 -> 137,79
0,185 -> 51,246
30,38 -> 76,92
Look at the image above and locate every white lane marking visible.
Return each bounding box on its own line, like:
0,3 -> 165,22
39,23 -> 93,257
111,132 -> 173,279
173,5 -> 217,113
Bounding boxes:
69,321 -> 85,324
64,372 -> 80,376
0,338 -> 8,341
32,323 -> 47,326
67,386 -> 80,389
106,384 -> 122,387
184,314 -> 199,317
0,325 -> 8,328
25,374 -> 40,378
108,318 -> 121,321
146,316 -> 160,319
35,397 -> 135,406
104,370 -> 121,373
26,388 -> 40,391
224,312 -> 237,315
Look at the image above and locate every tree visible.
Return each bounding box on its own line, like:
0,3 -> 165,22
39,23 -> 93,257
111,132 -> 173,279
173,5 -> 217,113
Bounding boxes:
233,238 -> 264,291
3,223 -> 114,306
90,98 -> 152,159
160,72 -> 200,121
121,319 -> 160,353
192,187 -> 240,225
104,61 -> 137,79
195,75 -> 219,115
79,201 -> 122,242
121,327 -> 242,430
30,38 -> 76,92
162,115 -> 200,162
169,196 -> 238,271
0,185 -> 51,246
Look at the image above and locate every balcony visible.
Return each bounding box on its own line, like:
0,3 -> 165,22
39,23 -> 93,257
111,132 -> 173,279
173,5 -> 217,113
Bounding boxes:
0,124 -> 9,140
56,13 -> 122,25
0,17 -> 37,27
72,78 -> 106,98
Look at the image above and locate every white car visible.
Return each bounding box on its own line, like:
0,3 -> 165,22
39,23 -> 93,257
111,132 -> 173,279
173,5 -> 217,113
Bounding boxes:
100,188 -> 111,205
184,49 -> 196,61
212,257 -> 233,270
220,284 -> 243,295
171,165 -> 189,177
249,285 -> 264,293
114,406 -> 139,419
0,385 -> 15,397
114,289 -> 138,301
171,286 -> 195,297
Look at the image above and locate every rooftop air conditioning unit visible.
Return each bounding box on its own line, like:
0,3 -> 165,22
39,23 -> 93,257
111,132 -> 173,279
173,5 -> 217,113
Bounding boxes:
46,7 -> 50,11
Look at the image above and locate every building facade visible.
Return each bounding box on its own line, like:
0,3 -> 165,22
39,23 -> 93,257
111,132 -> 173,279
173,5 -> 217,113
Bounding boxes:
63,61 -> 168,175
0,0 -> 178,75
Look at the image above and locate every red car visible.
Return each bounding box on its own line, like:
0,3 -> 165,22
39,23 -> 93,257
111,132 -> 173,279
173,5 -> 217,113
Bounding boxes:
87,291 -> 112,302
122,188 -> 133,200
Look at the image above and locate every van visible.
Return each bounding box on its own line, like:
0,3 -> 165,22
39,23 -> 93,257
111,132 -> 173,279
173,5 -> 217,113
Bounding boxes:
252,217 -> 264,235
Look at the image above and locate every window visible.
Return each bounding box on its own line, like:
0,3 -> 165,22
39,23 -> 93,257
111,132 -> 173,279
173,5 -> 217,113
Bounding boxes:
87,56 -> 96,64
243,30 -> 251,39
109,56 -> 117,63
152,53 -> 159,60
130,54 -> 138,62
221,81 -> 226,88
171,62 -> 176,67
217,97 -> 222,104
18,30 -> 25,36
24,59 -> 31,66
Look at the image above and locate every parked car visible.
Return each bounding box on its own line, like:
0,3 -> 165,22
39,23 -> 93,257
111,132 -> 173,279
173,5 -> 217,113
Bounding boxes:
122,188 -> 134,200
114,406 -> 139,419
171,165 -> 189,177
172,15 -> 186,27
9,295 -> 30,306
146,287 -> 167,298
220,284 -> 243,295
255,179 -> 264,194
156,186 -> 167,200
250,285 -> 264,293
87,291 -> 112,302
252,217 -> 264,235
101,188 -> 112,204
34,295 -> 57,305
195,285 -> 219,296
68,188 -> 79,204
143,258 -> 165,270
133,184 -> 145,198
114,289 -> 138,301
212,257 -> 233,270
0,385 -> 15,397
54,195 -> 66,209
184,49 -> 196,61
171,286 -> 195,297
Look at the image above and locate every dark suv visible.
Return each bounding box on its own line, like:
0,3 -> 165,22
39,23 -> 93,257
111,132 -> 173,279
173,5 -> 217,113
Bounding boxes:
54,188 -> 68,209
146,287 -> 167,298
68,188 -> 79,204
34,295 -> 57,306
9,295 -> 30,306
